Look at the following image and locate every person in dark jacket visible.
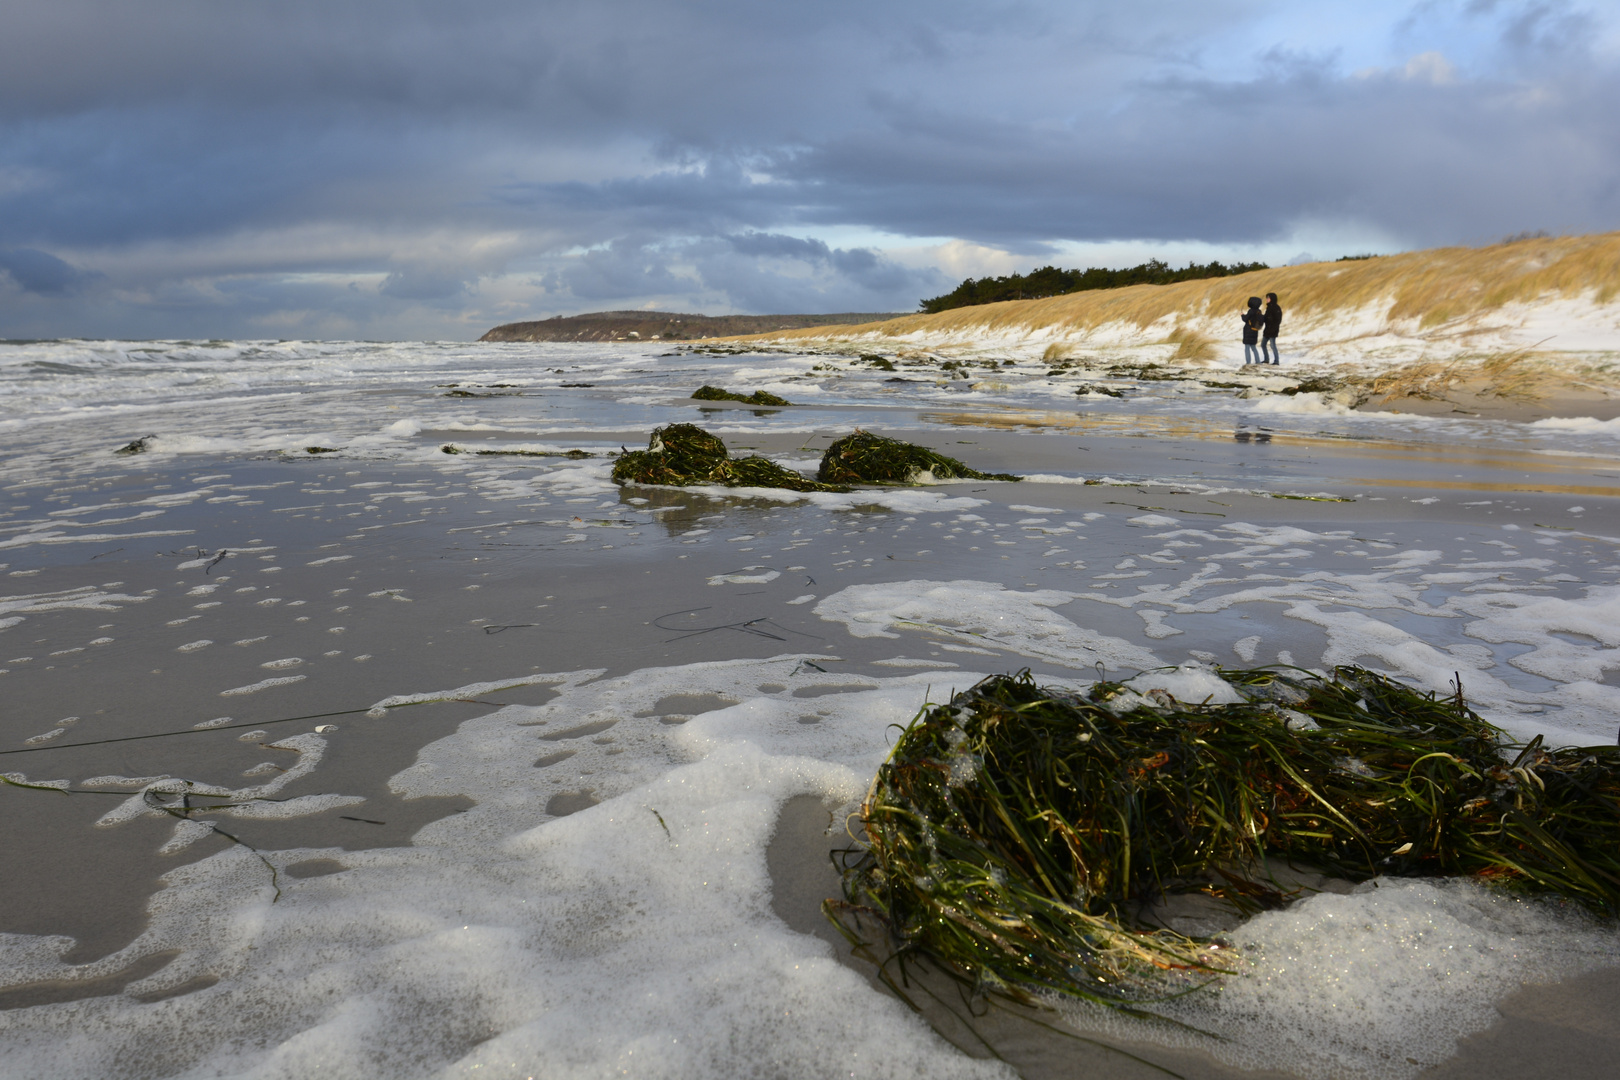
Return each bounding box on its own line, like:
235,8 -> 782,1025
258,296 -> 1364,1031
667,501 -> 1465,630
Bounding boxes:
1261,292 -> 1283,364
1241,297 -> 1264,365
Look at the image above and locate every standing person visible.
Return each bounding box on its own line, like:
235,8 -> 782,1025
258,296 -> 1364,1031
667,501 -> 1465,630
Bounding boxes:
1261,292 -> 1283,364
1241,297 -> 1264,365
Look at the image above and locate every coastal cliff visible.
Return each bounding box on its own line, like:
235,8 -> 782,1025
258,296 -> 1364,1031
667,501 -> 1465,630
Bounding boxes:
479,310 -> 903,342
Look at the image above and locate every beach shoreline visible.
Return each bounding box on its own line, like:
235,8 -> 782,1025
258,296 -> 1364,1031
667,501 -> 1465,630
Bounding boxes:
3,337 -> 1619,1078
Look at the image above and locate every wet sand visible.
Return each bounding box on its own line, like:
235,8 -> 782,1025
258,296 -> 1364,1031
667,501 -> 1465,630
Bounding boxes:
4,387 -> 1619,1076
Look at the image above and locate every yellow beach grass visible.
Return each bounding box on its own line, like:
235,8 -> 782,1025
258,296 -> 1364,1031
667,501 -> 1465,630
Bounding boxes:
744,231 -> 1620,345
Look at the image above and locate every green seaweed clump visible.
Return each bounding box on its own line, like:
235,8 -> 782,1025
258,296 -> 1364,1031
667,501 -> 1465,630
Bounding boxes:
691,385 -> 794,407
114,435 -> 154,455
817,430 -> 1020,485
612,423 -> 846,492
830,667 -> 1620,1014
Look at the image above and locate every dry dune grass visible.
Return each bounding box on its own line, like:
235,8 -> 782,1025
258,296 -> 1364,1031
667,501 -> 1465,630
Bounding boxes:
751,231 -> 1620,344
1365,346 -> 1557,405
1165,325 -> 1217,361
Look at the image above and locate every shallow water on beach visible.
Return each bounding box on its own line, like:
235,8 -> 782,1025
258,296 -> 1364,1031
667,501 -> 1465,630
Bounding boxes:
2,339 -> 1619,1078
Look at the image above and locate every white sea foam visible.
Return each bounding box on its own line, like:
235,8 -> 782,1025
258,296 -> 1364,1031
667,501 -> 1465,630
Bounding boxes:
0,529 -> 194,551
708,567 -> 780,585
5,657 -> 1614,1078
1528,415 -> 1620,433
3,337 -> 1616,507
0,586 -> 151,630
1122,661 -> 1247,703
0,660 -> 1005,1080
1061,878 -> 1620,1080
218,675 -> 306,696
812,579 -> 1161,671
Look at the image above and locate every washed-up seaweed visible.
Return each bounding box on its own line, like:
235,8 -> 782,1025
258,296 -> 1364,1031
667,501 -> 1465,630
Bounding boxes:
691,385 -> 794,406
612,424 -> 848,492
828,666 -> 1620,1014
816,430 -> 1020,485
114,435 -> 155,455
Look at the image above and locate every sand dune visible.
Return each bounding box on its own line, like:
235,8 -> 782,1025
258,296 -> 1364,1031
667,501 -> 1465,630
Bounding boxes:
739,232 -> 1620,381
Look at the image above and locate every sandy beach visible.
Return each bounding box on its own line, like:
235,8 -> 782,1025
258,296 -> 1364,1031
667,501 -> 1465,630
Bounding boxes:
3,337 -> 1619,1078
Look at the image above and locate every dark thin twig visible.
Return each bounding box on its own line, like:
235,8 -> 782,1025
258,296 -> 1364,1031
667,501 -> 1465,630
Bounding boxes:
142,788 -> 285,902
651,606 -> 820,644
0,708 -> 370,756
0,695 -> 497,758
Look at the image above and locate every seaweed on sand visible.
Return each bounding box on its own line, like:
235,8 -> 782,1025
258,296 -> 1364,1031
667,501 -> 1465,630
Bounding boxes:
114,435 -> 155,455
691,385 -> 795,407
612,423 -> 848,492
816,431 -> 1020,485
828,667 -> 1620,1014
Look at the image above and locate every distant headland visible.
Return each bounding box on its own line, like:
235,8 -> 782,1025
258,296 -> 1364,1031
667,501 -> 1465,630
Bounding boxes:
479,310 -> 905,343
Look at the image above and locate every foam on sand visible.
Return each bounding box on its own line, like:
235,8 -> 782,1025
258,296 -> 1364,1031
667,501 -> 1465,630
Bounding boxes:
0,659 -> 1006,1080
1061,878 -> 1619,1080
812,578 -> 1161,671
2,656 -> 1615,1078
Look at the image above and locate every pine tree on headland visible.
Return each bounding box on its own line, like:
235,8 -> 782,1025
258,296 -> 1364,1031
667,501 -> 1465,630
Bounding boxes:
919,258 -> 1270,314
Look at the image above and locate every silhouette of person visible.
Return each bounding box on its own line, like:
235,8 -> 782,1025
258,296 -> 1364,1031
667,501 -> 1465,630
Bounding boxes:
1261,293 -> 1282,364
1241,297 -> 1264,365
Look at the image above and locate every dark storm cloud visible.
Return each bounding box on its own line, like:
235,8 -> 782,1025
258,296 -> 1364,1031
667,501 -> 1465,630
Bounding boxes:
379,266 -> 475,303
547,233 -> 942,314
0,248 -> 98,295
0,0 -> 1615,337
766,57 -> 1620,248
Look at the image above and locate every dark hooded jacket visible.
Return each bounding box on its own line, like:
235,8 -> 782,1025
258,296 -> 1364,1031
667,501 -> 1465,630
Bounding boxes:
1241,298 -> 1263,345
1263,299 -> 1282,338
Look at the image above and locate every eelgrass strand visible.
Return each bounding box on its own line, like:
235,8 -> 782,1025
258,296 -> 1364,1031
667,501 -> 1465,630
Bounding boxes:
817,430 -> 1020,485
828,667 -> 1620,1015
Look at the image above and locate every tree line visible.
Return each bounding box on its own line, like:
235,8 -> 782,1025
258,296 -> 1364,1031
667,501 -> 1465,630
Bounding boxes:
918,258 -> 1270,314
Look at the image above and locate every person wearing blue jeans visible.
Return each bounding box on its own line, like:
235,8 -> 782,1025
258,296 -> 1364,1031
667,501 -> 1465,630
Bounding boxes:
1241,297 -> 1264,364
1261,292 -> 1283,364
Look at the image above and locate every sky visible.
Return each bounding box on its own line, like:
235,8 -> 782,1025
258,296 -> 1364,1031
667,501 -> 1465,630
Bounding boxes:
1,0 -> 1617,341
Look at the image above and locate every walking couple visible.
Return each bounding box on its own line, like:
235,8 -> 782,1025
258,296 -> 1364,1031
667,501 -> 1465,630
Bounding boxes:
1241,293 -> 1282,365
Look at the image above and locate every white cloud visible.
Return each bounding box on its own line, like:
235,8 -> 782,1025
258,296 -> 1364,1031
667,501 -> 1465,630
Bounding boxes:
1404,51 -> 1459,84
